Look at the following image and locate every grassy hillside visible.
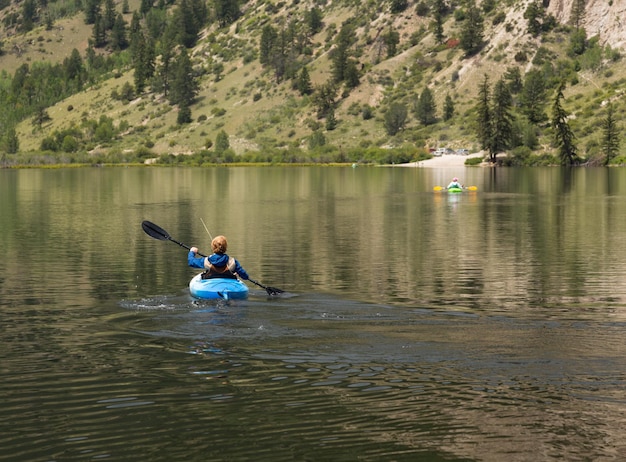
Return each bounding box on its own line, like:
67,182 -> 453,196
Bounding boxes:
2,0 -> 626,164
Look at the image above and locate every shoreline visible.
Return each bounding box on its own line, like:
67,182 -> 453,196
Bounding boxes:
395,153 -> 485,168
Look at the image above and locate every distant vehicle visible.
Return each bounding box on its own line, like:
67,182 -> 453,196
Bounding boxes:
434,148 -> 455,156
456,149 -> 470,155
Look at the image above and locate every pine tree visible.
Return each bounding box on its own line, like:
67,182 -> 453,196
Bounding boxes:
460,1 -> 484,56
520,69 -> 546,124
504,66 -> 523,94
325,107 -> 337,131
490,78 -> 514,156
569,0 -> 586,29
344,60 -> 360,89
103,0 -> 116,30
170,48 -> 197,108
297,66 -> 312,96
551,81 -> 578,166
110,13 -> 129,51
304,7 -> 323,35
415,87 -> 437,125
390,0 -> 408,14
259,25 -> 277,66
602,102 -> 620,166
431,0 -> 447,45
133,33 -> 149,93
92,13 -> 107,48
177,101 -> 192,124
476,74 -> 492,160
432,9 -> 444,45
214,0 -> 240,28
331,24 -> 354,83
311,81 -> 337,119
523,1 -> 544,37
4,127 -> 19,154
84,0 -> 101,25
63,48 -> 85,85
383,27 -> 400,58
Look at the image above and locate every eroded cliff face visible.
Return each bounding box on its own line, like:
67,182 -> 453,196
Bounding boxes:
547,0 -> 626,49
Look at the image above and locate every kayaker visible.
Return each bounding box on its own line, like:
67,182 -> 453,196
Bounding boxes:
188,235 -> 250,281
446,177 -> 463,189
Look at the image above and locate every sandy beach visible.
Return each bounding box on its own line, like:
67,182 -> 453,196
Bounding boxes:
397,152 -> 484,168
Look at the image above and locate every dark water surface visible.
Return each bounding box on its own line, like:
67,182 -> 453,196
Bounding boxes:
1,166 -> 626,461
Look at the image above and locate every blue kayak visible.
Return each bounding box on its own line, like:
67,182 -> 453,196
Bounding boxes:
189,273 -> 249,300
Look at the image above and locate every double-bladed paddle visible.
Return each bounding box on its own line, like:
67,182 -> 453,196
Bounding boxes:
141,220 -> 284,296
433,185 -> 478,191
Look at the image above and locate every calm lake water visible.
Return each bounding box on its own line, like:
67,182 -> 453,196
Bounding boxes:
1,166 -> 626,461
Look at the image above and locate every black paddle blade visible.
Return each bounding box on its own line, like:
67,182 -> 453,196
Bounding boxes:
142,220 -> 170,241
248,278 -> 284,296
265,286 -> 284,296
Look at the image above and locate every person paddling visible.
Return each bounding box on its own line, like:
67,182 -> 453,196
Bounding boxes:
188,235 -> 250,281
446,177 -> 463,189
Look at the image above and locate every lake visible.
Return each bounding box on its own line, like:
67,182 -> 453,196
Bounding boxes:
1,166 -> 625,461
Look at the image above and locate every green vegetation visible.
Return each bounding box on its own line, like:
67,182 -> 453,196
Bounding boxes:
0,0 -> 625,167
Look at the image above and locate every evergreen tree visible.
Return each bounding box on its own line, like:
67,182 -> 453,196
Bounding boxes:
431,0 -> 446,44
569,0 -> 586,29
140,0 -> 153,16
133,33 -> 149,93
153,34 -> 174,96
129,11 -> 142,61
297,66 -> 312,96
92,13 -> 107,48
304,7 -> 323,35
103,0 -> 116,30
475,74 -> 492,160
602,102 -> 620,166
110,13 -> 129,51
214,0 -> 240,28
490,78 -> 514,156
568,28 -> 587,56
414,87 -> 437,125
330,24 -> 355,83
384,102 -> 408,135
443,94 -> 454,121
325,107 -> 337,131
259,25 -> 278,66
383,27 -> 400,58
175,0 -> 201,48
63,48 -> 85,86
460,1 -> 484,56
344,60 -> 360,89
551,81 -> 578,166
177,100 -> 192,124
84,0 -> 101,25
390,0 -> 408,14
311,81 -> 337,119
520,69 -> 546,124
523,1 -> 544,37
4,126 -> 19,154
21,0 -> 37,32
504,66 -> 523,94
432,9 -> 444,44
170,48 -> 197,107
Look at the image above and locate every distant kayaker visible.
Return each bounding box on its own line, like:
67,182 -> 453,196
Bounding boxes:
188,235 -> 250,281
446,177 -> 463,189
